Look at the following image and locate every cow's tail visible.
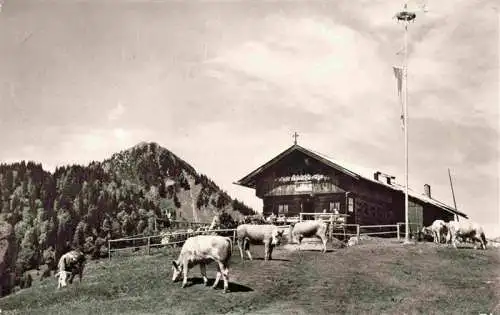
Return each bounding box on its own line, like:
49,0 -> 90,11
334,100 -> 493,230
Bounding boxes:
481,232 -> 487,248
446,228 -> 452,244
226,237 -> 233,256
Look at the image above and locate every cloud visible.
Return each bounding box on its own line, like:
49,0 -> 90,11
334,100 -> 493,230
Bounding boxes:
107,102 -> 126,121
56,127 -> 152,166
206,16 -> 390,114
0,0 -> 497,225
1,126 -> 153,172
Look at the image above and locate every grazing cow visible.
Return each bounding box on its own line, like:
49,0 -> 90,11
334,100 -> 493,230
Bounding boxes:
291,220 -> 328,253
446,220 -> 487,250
171,235 -> 233,293
54,250 -> 86,289
236,224 -> 284,261
420,220 -> 448,244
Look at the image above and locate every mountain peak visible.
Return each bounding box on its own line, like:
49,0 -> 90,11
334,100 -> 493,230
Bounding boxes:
129,141 -> 160,151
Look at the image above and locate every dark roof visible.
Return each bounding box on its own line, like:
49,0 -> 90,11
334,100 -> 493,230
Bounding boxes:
234,144 -> 468,219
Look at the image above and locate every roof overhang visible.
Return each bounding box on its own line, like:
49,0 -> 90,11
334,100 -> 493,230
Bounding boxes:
234,144 -> 360,188
234,144 -> 468,219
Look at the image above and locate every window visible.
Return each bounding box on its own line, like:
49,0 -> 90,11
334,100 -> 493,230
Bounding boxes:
329,202 -> 341,213
348,197 -> 354,213
278,204 -> 288,214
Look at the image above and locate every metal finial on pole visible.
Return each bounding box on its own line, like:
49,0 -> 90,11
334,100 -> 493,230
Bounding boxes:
395,2 -> 416,244
293,132 -> 299,145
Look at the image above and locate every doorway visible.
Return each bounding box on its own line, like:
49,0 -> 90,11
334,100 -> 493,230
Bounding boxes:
301,196 -> 314,214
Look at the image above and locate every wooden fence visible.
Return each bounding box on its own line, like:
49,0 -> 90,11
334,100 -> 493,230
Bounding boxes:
328,223 -> 360,241
296,213 -> 420,242
164,220 -> 212,230
107,221 -> 421,260
107,228 -> 238,260
396,222 -> 422,240
359,224 -> 400,238
107,225 -> 292,260
328,223 -> 426,242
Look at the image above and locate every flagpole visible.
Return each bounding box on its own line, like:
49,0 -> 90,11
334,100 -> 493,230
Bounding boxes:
448,168 -> 459,222
395,3 -> 416,244
404,16 -> 410,244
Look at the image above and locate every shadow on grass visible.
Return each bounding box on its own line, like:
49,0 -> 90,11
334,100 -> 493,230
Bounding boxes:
295,249 -> 336,253
183,277 -> 254,292
251,257 -> 291,262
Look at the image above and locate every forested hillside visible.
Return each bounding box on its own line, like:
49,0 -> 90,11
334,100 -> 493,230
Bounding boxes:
0,142 -> 255,296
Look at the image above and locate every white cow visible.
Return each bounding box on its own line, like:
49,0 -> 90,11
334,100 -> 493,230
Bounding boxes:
171,235 -> 233,293
291,220 -> 328,253
446,220 -> 487,250
236,224 -> 284,261
421,220 -> 448,244
54,250 -> 86,289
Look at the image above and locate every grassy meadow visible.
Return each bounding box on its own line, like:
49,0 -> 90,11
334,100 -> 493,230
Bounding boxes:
1,240 -> 499,315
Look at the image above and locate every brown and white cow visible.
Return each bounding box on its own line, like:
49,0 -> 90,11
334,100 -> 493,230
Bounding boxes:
171,235 -> 233,293
54,250 -> 86,289
446,220 -> 487,250
236,224 -> 284,261
421,220 -> 448,244
291,220 -> 328,253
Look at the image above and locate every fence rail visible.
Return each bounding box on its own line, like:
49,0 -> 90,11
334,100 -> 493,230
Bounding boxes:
396,222 -> 422,240
328,223 -> 360,241
359,224 -> 399,237
326,223 -> 402,241
107,228 -> 238,260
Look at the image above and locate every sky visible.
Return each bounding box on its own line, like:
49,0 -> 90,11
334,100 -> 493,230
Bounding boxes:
0,0 -> 499,237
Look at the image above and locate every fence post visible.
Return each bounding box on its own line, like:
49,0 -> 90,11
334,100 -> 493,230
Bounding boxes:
232,229 -> 236,246
108,240 -> 111,261
329,216 -> 333,240
147,236 -> 151,255
356,224 -> 360,242
288,225 -> 294,244
397,224 -> 401,241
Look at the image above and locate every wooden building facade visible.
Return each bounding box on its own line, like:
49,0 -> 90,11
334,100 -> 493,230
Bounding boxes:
235,144 -> 467,231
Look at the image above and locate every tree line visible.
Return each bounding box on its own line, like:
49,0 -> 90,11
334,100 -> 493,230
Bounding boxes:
0,142 -> 255,284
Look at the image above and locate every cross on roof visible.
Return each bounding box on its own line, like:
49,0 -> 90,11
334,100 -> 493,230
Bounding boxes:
293,132 -> 299,145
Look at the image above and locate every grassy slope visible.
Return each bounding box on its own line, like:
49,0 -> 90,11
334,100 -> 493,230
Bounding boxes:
1,241 -> 499,315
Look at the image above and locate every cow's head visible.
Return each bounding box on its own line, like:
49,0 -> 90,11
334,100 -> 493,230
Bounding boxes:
271,229 -> 285,246
54,270 -> 71,288
171,261 -> 183,282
